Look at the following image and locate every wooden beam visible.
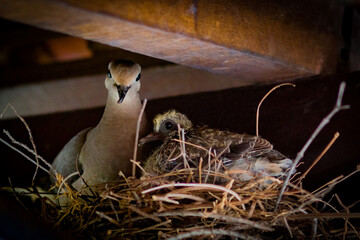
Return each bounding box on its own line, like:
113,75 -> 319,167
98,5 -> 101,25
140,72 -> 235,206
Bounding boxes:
0,65 -> 256,119
0,44 -> 169,87
0,0 -> 342,81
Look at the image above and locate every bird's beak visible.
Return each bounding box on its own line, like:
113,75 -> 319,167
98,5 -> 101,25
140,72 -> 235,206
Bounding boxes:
116,85 -> 130,103
139,132 -> 164,145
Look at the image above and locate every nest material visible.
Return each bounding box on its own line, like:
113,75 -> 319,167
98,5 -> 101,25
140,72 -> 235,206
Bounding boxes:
2,82 -> 359,239
29,162 -> 358,240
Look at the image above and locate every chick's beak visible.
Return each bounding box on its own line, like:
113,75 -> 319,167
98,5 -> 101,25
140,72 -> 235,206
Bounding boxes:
116,85 -> 130,103
139,132 -> 164,146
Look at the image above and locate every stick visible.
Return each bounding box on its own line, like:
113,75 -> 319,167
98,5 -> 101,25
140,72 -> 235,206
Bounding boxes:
283,217 -> 293,238
95,211 -> 121,226
198,157 -> 203,183
142,182 -> 242,202
132,98 -> 147,178
5,104 -> 40,185
335,194 -> 350,239
311,218 -> 318,240
274,82 -> 350,211
256,83 -> 295,137
288,212 -> 360,220
8,177 -> 29,211
156,211 -> 273,231
295,132 -> 340,183
128,205 -> 162,223
167,228 -> 260,240
172,139 -> 215,158
2,130 -> 57,175
0,137 -> 54,176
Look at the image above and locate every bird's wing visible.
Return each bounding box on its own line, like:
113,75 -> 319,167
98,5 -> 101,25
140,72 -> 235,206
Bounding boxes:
51,127 -> 92,183
213,133 -> 273,161
251,136 -> 273,155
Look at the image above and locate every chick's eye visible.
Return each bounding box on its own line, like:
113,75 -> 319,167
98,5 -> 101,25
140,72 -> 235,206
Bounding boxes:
165,121 -> 173,130
107,70 -> 112,78
136,73 -> 141,81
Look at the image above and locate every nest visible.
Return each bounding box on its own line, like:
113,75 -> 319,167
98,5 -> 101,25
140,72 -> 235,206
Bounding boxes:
26,162 -> 354,240
1,82 -> 359,239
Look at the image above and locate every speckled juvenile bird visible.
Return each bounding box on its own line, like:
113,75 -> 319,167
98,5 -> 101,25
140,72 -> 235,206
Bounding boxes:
52,60 -> 149,192
140,110 -> 293,183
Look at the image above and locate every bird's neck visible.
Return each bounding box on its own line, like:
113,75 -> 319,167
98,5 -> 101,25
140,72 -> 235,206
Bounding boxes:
100,93 -> 143,126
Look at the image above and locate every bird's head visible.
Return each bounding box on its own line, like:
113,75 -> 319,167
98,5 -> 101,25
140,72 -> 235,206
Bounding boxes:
105,59 -> 142,103
139,110 -> 193,145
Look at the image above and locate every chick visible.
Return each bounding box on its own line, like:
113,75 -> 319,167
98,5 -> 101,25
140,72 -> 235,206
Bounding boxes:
140,110 -> 292,183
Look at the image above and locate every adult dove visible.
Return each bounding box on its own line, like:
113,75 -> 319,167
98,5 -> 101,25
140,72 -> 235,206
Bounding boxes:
52,60 -> 149,192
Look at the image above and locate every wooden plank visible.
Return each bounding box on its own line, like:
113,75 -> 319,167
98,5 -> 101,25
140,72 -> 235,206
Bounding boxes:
0,65 -> 256,119
0,0 -> 342,81
0,44 -> 169,87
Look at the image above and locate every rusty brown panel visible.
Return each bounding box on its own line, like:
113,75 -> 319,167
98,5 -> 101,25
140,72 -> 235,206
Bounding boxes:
0,0 -> 315,81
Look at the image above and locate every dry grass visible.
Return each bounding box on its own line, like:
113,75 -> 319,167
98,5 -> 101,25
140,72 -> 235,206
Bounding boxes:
12,164 -> 358,240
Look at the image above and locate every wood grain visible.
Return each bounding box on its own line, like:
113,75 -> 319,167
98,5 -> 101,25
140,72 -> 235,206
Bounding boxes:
0,0 -> 342,81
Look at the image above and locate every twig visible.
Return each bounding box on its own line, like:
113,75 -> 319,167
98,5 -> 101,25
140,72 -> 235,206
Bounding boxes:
348,199 -> 360,210
311,218 -> 318,240
283,217 -> 293,238
96,211 -> 121,226
152,195 -> 179,204
256,83 -> 295,137
0,137 -> 53,176
167,228 -> 261,240
296,132 -> 340,183
177,125 -> 190,169
172,139 -> 215,158
335,194 -> 350,239
198,157 -> 203,183
3,104 -> 40,185
109,199 -> 119,221
8,177 -> 29,211
131,220 -> 172,235
274,81 -> 350,211
3,130 -> 57,175
312,168 -> 360,199
132,98 -> 147,178
287,212 -> 360,220
155,211 -> 273,231
141,182 -> 242,202
130,159 -> 146,175
311,175 -> 343,196
128,205 -> 162,223
57,172 -> 78,196
154,193 -> 206,203
316,199 -> 360,238
0,103 -> 11,119
205,148 -> 211,183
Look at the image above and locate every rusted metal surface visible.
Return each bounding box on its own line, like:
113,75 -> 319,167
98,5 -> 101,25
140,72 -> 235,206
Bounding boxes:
0,0 -> 343,81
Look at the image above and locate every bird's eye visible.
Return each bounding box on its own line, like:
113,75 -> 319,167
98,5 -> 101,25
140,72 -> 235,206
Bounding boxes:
136,73 -> 141,81
107,70 -> 112,79
165,121 -> 173,130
